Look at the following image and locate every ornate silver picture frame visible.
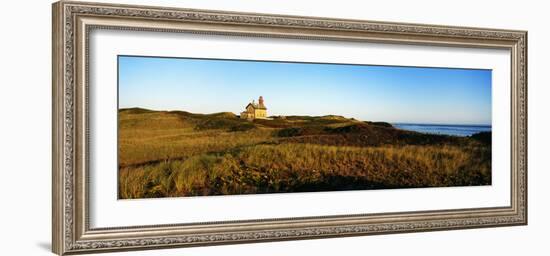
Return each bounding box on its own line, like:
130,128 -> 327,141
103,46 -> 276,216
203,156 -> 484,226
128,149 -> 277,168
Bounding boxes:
52,1 -> 527,255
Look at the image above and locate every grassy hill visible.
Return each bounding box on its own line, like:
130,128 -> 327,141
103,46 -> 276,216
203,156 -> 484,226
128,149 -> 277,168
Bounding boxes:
118,108 -> 491,199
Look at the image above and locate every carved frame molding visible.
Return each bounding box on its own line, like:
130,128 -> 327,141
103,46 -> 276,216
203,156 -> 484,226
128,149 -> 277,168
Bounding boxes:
52,1 -> 527,255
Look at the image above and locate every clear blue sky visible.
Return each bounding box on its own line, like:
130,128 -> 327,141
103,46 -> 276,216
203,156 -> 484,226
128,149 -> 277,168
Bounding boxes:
119,56 -> 492,125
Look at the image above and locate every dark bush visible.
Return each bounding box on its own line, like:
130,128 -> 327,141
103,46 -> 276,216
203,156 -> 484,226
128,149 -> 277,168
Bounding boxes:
365,121 -> 393,128
470,131 -> 492,145
277,127 -> 303,137
327,124 -> 369,134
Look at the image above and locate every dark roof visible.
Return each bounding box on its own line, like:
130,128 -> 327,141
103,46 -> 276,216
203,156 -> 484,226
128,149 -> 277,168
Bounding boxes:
246,102 -> 267,110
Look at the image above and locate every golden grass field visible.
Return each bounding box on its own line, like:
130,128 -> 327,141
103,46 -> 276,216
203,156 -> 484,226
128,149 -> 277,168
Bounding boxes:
118,108 -> 491,199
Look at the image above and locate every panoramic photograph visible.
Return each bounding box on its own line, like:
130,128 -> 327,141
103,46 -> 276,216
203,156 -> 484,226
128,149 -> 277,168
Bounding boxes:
117,55 -> 492,199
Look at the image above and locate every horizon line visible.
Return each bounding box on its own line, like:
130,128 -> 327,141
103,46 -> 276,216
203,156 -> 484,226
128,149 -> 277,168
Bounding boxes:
118,107 -> 492,127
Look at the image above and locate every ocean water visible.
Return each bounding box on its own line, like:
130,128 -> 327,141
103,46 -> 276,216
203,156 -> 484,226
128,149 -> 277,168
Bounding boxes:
392,123 -> 491,137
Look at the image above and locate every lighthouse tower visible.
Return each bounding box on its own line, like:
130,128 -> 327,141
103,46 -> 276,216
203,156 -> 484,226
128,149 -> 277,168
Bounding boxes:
258,96 -> 265,108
